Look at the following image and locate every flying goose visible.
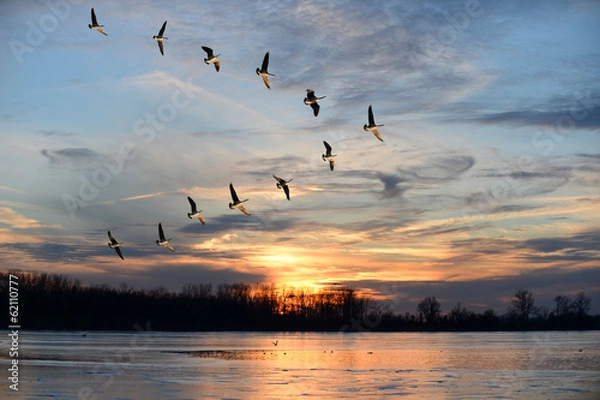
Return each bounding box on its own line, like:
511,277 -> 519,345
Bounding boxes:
304,89 -> 326,117
156,222 -> 175,252
88,8 -> 108,36
202,46 -> 221,72
153,21 -> 168,56
229,183 -> 250,215
107,231 -> 124,260
273,174 -> 292,201
187,196 -> 205,225
256,51 -> 275,89
322,141 -> 336,171
363,105 -> 384,142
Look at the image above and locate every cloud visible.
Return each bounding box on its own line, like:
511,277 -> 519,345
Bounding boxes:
4,242 -> 91,263
487,204 -> 542,214
353,265 -> 600,314
0,185 -> 24,194
177,213 -> 300,237
577,153 -> 600,160
86,263 -> 266,291
520,230 -> 600,263
369,154 -> 476,200
235,155 -> 312,178
97,191 -> 174,205
39,129 -> 79,137
40,148 -> 100,170
0,207 -> 59,229
457,90 -> 600,130
376,173 -> 409,199
407,154 -> 476,181
470,107 -> 600,130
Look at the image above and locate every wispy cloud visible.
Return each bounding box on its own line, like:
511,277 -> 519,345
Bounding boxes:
40,148 -> 100,170
0,185 -> 24,194
0,207 -> 60,230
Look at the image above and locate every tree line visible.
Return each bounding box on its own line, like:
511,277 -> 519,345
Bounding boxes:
414,288 -> 595,330
1,271 -> 597,331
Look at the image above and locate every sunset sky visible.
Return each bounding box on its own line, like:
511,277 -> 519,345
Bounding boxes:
1,0 -> 599,314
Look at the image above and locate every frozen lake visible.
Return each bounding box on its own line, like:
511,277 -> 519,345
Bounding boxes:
3,330 -> 599,399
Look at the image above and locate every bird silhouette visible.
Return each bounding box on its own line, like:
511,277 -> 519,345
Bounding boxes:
187,196 -> 206,225
322,141 -> 336,171
88,8 -> 108,36
273,174 -> 292,200
153,21 -> 168,56
156,223 -> 175,252
107,231 -> 124,260
256,51 -> 275,89
229,183 -> 250,215
304,89 -> 326,117
363,105 -> 384,142
202,46 -> 221,72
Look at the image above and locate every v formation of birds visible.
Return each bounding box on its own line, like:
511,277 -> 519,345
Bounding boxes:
90,8 -> 386,260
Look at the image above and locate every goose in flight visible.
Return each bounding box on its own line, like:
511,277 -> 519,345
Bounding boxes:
89,8 -> 108,36
363,105 -> 384,142
107,231 -> 124,260
304,89 -> 326,117
187,196 -> 205,225
229,183 -> 250,215
153,21 -> 168,56
156,223 -> 175,252
202,46 -> 221,72
256,51 -> 275,89
322,141 -> 336,171
273,175 -> 292,201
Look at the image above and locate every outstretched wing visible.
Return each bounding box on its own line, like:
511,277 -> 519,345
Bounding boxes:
187,196 -> 197,213
158,40 -> 164,55
238,204 -> 251,216
107,230 -> 118,245
283,185 -> 290,201
371,128 -> 384,142
323,141 -> 332,155
368,105 -> 375,126
158,223 -> 166,241
310,102 -> 320,117
197,214 -> 206,225
114,246 -> 124,260
214,60 -> 220,72
229,183 -> 240,203
261,74 -> 271,89
261,52 -> 270,71
165,242 -> 175,252
202,46 -> 214,58
158,21 -> 167,36
91,8 -> 98,25
329,159 -> 335,171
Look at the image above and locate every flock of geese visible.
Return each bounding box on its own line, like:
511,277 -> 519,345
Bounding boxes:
89,8 -> 387,260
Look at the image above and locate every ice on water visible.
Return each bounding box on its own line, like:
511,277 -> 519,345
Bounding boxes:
4,331 -> 599,399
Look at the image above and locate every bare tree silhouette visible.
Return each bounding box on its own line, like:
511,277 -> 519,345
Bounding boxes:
508,288 -> 536,328
573,291 -> 591,321
554,295 -> 572,318
417,296 -> 441,324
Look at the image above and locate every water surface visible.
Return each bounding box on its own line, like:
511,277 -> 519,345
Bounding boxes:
2,330 -> 599,399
